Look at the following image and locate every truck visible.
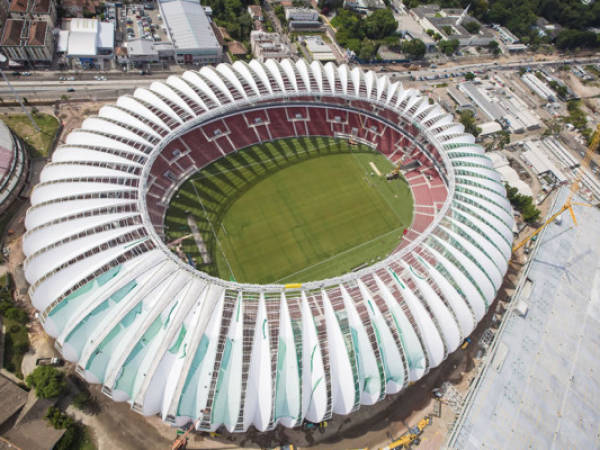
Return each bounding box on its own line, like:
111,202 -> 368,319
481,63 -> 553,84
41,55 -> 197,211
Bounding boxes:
36,357 -> 64,366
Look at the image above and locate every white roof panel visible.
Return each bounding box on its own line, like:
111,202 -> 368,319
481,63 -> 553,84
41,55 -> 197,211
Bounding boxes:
159,0 -> 220,52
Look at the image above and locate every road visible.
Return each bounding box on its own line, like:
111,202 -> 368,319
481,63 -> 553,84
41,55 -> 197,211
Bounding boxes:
0,78 -> 155,101
378,55 -> 600,81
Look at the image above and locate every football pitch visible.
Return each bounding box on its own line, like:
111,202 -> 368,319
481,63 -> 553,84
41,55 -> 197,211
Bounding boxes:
164,137 -> 413,284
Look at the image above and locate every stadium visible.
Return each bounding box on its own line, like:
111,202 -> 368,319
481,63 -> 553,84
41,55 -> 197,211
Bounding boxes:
22,59 -> 513,433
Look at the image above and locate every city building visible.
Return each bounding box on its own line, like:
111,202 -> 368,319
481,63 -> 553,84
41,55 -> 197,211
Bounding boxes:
63,18 -> 115,69
250,31 -> 292,62
247,4 -> 263,21
521,72 -> 556,102
9,0 -> 56,25
284,7 -> 320,31
447,86 -> 473,112
0,18 -> 54,63
23,59 -> 513,434
284,7 -> 318,21
343,0 -> 385,12
0,0 -> 10,24
411,5 -> 495,47
302,35 -> 335,61
458,79 -> 541,134
521,139 -> 568,185
493,25 -> 519,45
158,0 -> 222,65
396,10 -> 437,53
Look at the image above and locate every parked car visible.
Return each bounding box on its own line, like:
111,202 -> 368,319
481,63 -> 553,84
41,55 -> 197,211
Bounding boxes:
36,357 -> 64,366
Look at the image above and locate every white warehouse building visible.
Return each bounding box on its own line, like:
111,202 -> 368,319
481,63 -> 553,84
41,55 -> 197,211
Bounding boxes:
158,0 -> 222,65
23,59 -> 513,433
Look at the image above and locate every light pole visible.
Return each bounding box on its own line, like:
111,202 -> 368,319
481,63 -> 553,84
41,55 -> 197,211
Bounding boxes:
0,53 -> 41,132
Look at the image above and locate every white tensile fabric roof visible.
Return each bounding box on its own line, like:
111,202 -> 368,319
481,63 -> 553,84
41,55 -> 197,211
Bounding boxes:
22,59 -> 514,434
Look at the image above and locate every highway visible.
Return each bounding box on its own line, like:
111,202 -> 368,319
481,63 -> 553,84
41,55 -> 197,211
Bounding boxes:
0,78 -> 154,101
2,55 -> 600,102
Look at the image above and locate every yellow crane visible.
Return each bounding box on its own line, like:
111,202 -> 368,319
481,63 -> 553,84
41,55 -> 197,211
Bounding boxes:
512,124 -> 600,252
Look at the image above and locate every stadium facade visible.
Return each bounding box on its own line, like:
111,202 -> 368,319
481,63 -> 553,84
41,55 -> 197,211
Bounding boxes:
23,59 -> 513,432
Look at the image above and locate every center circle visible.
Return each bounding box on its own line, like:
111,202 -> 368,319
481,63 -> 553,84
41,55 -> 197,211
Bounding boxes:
164,137 -> 414,284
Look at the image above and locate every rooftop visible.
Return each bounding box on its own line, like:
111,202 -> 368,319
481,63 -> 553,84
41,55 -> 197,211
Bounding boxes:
0,375 -> 28,427
67,18 -> 98,56
3,392 -> 65,450
9,0 -> 28,13
1,20 -> 24,46
450,186 -> 600,449
9,0 -> 51,14
27,21 -> 47,46
158,0 -> 220,52
127,37 -> 157,56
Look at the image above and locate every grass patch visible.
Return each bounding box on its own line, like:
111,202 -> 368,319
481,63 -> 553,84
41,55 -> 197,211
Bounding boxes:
1,113 -> 60,158
165,137 -> 413,284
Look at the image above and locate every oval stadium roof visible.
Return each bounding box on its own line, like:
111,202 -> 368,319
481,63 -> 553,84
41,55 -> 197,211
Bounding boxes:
23,59 -> 513,432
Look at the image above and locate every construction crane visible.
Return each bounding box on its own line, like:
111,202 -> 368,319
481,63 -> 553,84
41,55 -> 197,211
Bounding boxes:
512,123 -> 600,252
171,419 -> 200,450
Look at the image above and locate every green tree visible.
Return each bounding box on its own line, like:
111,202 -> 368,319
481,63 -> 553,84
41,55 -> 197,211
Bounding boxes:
458,110 -> 482,137
463,21 -> 481,34
358,38 -> 378,61
438,39 -> 459,56
363,9 -> 397,39
488,40 -> 501,55
465,72 -> 475,81
505,184 -> 540,223
401,39 -> 426,59
441,25 -> 453,36
555,29 -> 600,50
26,366 -> 67,398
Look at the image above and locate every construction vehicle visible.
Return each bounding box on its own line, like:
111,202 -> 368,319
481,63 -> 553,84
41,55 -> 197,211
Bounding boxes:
460,337 -> 472,350
171,419 -> 200,450
512,123 -> 600,252
303,420 -> 328,432
385,415 -> 432,449
386,160 -> 421,180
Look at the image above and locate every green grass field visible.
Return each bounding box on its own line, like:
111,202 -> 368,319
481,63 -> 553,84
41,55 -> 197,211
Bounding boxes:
164,137 -> 413,284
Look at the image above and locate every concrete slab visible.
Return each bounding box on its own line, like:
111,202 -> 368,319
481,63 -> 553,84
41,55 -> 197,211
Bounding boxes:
448,187 -> 600,449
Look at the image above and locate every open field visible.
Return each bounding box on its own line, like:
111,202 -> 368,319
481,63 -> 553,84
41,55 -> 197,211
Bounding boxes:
165,137 -> 413,284
1,113 -> 60,158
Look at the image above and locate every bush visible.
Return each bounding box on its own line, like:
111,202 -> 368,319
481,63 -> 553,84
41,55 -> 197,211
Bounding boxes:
401,39 -> 426,59
506,184 -> 541,223
463,21 -> 481,34
26,366 -> 67,398
439,39 -> 459,56
46,406 -> 74,429
46,407 -> 94,450
458,110 -> 482,137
